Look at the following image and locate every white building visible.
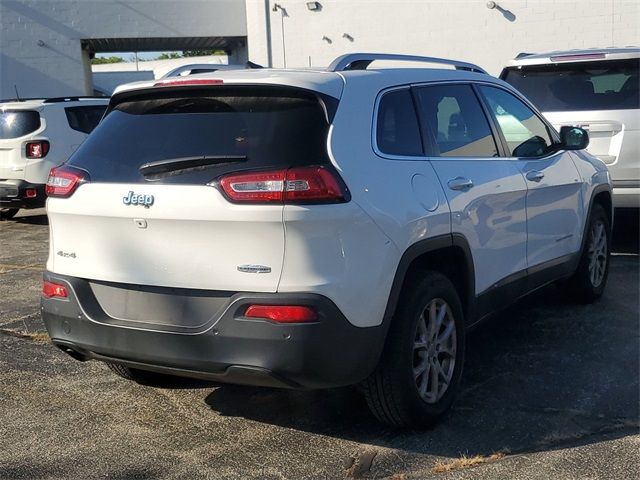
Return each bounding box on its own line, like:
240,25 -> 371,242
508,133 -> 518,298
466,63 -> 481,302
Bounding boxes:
1,0 -> 638,98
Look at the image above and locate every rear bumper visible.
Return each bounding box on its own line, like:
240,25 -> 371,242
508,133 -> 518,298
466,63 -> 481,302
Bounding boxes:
0,179 -> 46,209
613,183 -> 639,209
41,271 -> 386,389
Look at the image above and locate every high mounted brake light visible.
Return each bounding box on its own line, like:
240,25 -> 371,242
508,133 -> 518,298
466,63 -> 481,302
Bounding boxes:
153,79 -> 224,87
216,166 -> 348,204
550,53 -> 606,62
46,166 -> 88,198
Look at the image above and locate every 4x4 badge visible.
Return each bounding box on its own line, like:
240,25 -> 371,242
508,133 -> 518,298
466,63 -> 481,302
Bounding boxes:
123,191 -> 154,208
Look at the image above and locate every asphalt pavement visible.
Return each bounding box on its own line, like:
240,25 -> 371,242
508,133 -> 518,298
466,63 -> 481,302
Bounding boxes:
0,208 -> 638,479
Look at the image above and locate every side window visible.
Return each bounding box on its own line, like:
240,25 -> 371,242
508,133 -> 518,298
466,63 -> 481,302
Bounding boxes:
478,86 -> 553,158
65,106 -> 107,134
376,89 -> 423,156
414,84 -> 498,158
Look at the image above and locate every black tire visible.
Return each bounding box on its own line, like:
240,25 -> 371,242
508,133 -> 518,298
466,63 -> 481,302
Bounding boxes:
362,271 -> 465,428
0,208 -> 19,220
105,362 -> 183,387
568,203 -> 611,303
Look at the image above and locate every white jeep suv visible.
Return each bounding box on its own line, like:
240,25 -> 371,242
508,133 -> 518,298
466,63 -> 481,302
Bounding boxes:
41,54 -> 612,428
0,96 -> 108,219
500,48 -> 639,208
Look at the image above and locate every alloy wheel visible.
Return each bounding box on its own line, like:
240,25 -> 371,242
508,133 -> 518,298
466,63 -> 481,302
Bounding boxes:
588,220 -> 607,288
413,298 -> 457,404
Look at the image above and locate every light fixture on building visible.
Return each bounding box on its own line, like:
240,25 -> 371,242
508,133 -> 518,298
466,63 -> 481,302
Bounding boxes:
342,33 -> 354,42
37,40 -> 46,47
306,2 -> 321,11
272,3 -> 283,12
322,36 -> 332,44
486,1 -> 498,9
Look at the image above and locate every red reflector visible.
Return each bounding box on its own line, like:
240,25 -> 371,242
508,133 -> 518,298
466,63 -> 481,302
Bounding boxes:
26,140 -> 50,159
25,189 -> 37,198
245,305 -> 318,323
217,166 -> 347,204
153,78 -> 224,87
45,166 -> 87,198
42,281 -> 68,298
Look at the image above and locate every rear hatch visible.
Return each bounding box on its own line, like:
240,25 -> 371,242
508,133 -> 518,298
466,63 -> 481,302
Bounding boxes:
0,106 -> 44,181
501,57 -> 639,180
46,84 -> 337,294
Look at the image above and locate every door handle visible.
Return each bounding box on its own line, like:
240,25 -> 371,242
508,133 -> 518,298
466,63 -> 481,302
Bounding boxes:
526,170 -> 545,182
447,177 -> 474,191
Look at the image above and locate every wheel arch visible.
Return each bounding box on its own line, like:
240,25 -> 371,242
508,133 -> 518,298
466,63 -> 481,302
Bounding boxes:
579,185 -> 613,256
592,188 -> 613,225
383,234 -> 476,329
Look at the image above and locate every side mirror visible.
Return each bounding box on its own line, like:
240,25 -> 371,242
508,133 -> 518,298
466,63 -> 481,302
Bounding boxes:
559,126 -> 589,150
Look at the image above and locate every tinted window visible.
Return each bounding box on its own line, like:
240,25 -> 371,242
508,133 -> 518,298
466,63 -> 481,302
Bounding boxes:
67,87 -> 332,184
376,89 -> 423,156
501,59 -> 639,111
0,110 -> 41,139
415,84 -> 498,157
479,86 -> 553,158
65,106 -> 107,134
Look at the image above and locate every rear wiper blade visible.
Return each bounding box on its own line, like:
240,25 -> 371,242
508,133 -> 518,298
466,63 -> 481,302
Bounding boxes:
139,155 -> 247,177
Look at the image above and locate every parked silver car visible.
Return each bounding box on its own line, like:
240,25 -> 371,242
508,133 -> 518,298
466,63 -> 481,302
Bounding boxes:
501,48 -> 639,208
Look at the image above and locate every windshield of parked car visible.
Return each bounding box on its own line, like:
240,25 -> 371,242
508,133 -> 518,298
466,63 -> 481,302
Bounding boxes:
501,59 -> 639,111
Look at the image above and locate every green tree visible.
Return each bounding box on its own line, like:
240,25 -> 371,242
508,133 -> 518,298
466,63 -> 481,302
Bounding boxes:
156,52 -> 182,60
182,49 -> 225,57
91,56 -> 125,65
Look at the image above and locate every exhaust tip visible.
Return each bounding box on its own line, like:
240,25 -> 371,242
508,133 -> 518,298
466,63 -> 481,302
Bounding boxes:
53,342 -> 89,361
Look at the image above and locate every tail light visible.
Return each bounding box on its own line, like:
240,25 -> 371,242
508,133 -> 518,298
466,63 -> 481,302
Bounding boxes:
42,281 -> 68,299
26,140 -> 50,159
46,166 -> 88,198
244,305 -> 318,323
217,166 -> 348,204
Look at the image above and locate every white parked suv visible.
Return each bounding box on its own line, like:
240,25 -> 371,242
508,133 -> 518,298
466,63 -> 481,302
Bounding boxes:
0,96 -> 108,219
41,54 -> 612,428
501,48 -> 639,208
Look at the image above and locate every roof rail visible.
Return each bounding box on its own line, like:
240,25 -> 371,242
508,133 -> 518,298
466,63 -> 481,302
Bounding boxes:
43,96 -> 107,103
327,53 -> 488,74
0,97 -> 44,103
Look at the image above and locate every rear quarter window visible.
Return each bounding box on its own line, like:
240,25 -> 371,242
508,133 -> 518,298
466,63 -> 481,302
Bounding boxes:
65,105 -> 107,134
0,110 -> 41,139
376,89 -> 423,156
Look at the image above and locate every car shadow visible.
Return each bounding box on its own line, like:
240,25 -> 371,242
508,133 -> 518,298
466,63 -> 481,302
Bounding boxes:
203,217 -> 639,459
15,213 -> 48,226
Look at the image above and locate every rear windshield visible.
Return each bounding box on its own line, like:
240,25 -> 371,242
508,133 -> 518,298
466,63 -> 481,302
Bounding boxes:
65,105 -> 107,134
501,59 -> 639,111
0,110 -> 41,139
67,86 -> 333,184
